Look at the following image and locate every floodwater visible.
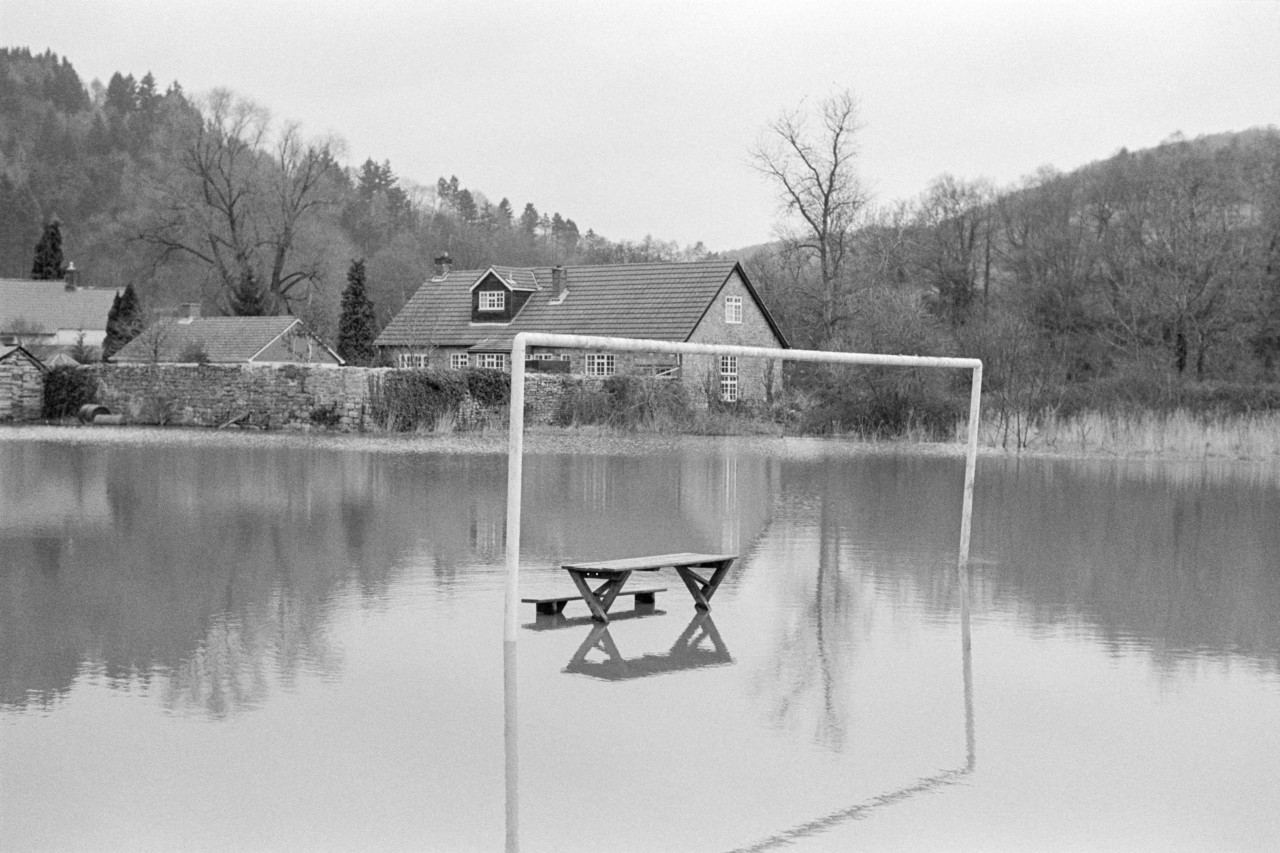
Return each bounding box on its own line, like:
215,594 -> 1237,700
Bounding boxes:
1,428 -> 1278,852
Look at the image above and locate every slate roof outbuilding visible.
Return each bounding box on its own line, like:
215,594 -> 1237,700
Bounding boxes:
0,279 -> 119,333
113,316 -> 341,364
375,260 -> 787,350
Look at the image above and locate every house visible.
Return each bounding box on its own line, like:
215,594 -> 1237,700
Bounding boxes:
0,345 -> 47,422
0,277 -> 119,349
375,258 -> 788,402
112,315 -> 343,365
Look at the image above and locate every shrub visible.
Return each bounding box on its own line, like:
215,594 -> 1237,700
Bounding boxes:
553,376 -> 690,430
553,381 -> 612,426
177,340 -> 210,364
310,403 -> 342,428
796,365 -> 965,439
42,366 -> 98,419
463,368 -> 510,407
1051,369 -> 1280,420
603,375 -> 691,430
367,369 -> 468,431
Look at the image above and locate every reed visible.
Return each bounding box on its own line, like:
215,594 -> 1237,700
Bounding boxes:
984,409 -> 1280,460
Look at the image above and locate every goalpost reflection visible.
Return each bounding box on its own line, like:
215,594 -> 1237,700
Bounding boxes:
503,556 -> 975,853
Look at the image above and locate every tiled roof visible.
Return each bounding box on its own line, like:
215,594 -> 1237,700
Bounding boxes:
375,260 -> 786,349
0,280 -> 119,333
0,345 -> 47,369
113,317 -> 332,363
485,267 -> 541,292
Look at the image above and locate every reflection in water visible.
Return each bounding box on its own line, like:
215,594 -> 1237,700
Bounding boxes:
725,557 -> 976,853
564,612 -> 733,681
4,433 -> 1280,851
0,439 -> 773,716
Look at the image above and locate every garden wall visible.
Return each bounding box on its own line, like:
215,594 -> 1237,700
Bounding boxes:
82,364 -> 591,431
1,350 -> 45,422
86,363 -> 379,431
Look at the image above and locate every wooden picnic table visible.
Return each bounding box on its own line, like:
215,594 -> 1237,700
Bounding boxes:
558,552 -> 737,624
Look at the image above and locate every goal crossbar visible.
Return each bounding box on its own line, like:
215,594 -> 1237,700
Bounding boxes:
503,332 -> 983,643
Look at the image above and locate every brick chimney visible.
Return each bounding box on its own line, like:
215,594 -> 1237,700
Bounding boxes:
434,254 -> 453,278
551,266 -> 567,300
176,302 -> 201,323
63,262 -> 79,290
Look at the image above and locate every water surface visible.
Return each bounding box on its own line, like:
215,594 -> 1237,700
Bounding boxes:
2,428 -> 1277,851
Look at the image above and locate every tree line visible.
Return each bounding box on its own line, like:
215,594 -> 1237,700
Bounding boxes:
746,90 -> 1280,438
0,47 -> 712,351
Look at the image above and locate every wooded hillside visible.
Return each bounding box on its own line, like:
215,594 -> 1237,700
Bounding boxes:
744,123 -> 1280,432
0,48 -> 711,338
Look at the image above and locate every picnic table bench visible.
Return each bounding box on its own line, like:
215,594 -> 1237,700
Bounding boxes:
523,552 -> 736,624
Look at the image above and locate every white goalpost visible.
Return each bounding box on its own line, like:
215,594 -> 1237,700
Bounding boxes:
502,332 -> 984,644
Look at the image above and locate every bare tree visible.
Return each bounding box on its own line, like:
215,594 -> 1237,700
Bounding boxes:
141,89 -> 343,314
751,89 -> 869,344
913,174 -> 995,324
6,316 -> 48,347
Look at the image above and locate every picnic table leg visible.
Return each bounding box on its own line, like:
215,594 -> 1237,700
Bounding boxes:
674,559 -> 734,611
567,570 -> 631,623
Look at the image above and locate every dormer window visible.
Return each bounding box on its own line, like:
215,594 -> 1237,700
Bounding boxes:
479,291 -> 505,311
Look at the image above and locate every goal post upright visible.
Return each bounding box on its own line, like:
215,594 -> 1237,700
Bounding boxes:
503,332 -> 983,644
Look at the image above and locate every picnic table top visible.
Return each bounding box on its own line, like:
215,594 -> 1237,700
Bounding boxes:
562,553 -> 737,573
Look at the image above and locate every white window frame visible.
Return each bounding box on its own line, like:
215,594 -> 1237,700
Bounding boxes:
477,353 -> 508,370
398,352 -> 430,368
725,294 -> 743,324
450,353 -> 470,369
479,291 -> 506,312
585,353 -> 615,377
719,355 -> 738,402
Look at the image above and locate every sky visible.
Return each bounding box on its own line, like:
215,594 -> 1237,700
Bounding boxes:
6,1 -> 1280,251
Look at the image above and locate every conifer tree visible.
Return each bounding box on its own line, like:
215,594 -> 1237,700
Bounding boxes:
337,259 -> 378,366
102,283 -> 142,361
30,219 -> 65,280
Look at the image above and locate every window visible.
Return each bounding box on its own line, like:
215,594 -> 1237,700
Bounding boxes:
398,352 -> 430,368
478,290 -> 505,311
725,294 -> 743,324
477,353 -> 507,370
719,355 -> 738,402
585,353 -> 615,376
450,353 -> 469,369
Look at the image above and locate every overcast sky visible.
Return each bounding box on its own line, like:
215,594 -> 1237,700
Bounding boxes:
7,1 -> 1280,251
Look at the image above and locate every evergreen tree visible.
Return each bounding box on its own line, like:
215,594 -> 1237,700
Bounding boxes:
30,219 -> 65,279
337,259 -> 378,365
519,203 -> 540,236
455,189 -> 478,223
102,283 -> 142,361
495,198 -> 514,229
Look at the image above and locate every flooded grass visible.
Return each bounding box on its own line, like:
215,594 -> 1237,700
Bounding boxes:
9,401 -> 1279,462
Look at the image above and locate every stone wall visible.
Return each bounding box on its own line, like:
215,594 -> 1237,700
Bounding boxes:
523,373 -> 603,424
81,364 -> 599,431
86,363 -> 380,431
0,353 -> 45,422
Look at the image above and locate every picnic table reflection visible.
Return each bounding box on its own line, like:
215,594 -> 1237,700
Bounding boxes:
524,609 -> 733,680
